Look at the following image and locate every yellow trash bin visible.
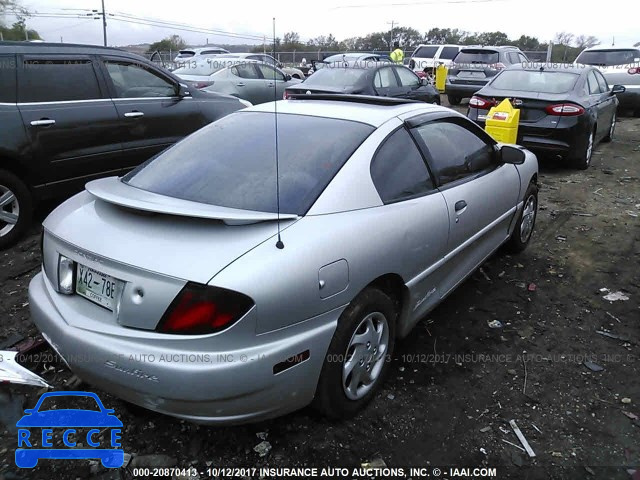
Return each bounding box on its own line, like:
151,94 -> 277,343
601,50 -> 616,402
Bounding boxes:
485,98 -> 520,144
435,63 -> 447,93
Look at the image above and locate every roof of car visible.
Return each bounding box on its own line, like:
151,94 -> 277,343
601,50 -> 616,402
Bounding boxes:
247,96 -> 446,127
0,40 -> 131,55
581,45 -> 639,51
460,45 -> 520,51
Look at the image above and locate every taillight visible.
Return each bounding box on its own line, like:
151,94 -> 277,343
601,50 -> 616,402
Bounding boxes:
469,96 -> 494,110
628,67 -> 640,74
545,103 -> 585,116
157,283 -> 253,335
193,81 -> 213,89
283,90 -> 291,100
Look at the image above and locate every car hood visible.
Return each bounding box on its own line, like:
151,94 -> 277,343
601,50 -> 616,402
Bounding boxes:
43,183 -> 297,284
16,411 -> 122,428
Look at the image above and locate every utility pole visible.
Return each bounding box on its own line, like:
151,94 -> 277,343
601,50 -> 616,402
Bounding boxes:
101,0 -> 107,46
386,21 -> 397,51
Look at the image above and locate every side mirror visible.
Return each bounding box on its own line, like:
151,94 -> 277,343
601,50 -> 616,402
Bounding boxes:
500,145 -> 526,165
285,73 -> 292,81
278,62 -> 284,69
420,77 -> 429,86
176,83 -> 191,98
611,84 -> 626,94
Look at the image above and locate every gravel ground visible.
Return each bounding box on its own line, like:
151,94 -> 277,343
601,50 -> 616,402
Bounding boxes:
0,104 -> 639,480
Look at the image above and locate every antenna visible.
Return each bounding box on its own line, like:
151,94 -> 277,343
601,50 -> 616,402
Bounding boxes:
273,17 -> 284,250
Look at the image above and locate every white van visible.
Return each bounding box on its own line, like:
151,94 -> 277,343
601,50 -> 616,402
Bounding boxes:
409,44 -> 463,74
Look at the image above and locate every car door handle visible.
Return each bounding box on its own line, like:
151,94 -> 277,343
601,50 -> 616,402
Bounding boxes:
30,119 -> 55,126
236,82 -> 246,87
267,83 -> 274,87
455,200 -> 467,212
124,111 -> 144,118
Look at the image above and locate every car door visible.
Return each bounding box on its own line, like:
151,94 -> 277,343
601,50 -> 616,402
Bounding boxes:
227,63 -> 265,104
593,69 -> 616,136
393,66 -> 430,101
368,126 -> 450,320
16,54 -> 122,193
373,66 -> 403,97
410,118 -> 521,297
255,63 -> 289,103
586,69 -> 611,139
99,56 -> 205,167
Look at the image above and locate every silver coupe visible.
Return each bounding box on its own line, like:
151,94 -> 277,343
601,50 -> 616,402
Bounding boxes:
29,95 -> 538,424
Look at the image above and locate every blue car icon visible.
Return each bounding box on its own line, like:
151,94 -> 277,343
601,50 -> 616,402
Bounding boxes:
15,391 -> 124,468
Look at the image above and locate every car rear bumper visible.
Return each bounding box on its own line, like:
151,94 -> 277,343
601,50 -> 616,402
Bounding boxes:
29,272 -> 340,425
445,82 -> 487,98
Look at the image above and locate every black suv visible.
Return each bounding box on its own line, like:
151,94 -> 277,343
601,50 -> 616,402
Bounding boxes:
445,46 -> 529,105
0,41 -> 248,249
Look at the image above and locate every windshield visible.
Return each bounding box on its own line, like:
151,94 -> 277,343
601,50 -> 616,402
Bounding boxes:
304,65 -> 367,87
454,50 -> 500,65
323,53 -> 362,62
413,46 -> 438,58
576,49 -> 640,67
123,112 -> 374,215
491,70 -> 579,94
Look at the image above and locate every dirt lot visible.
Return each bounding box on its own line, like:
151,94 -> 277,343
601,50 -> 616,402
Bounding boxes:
0,104 -> 639,480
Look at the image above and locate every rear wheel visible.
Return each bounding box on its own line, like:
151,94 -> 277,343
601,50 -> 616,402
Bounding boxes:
506,182 -> 538,253
603,112 -> 616,142
447,95 -> 461,106
313,287 -> 396,419
570,128 -> 595,170
0,169 -> 33,250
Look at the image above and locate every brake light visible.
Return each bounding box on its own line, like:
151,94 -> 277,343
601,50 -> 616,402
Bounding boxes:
192,81 -> 213,89
283,90 -> 292,99
490,62 -> 506,70
544,103 -> 585,116
157,283 -> 253,335
628,67 -> 640,74
469,96 -> 494,110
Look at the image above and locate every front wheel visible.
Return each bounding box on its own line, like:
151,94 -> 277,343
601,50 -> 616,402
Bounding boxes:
0,169 -> 33,250
602,112 -> 616,142
506,183 -> 538,253
313,287 -> 396,419
447,95 -> 461,105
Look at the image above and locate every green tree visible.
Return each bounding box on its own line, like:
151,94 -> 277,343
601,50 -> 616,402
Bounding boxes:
147,34 -> 187,53
476,31 -> 510,46
514,35 -> 540,50
1,20 -> 40,40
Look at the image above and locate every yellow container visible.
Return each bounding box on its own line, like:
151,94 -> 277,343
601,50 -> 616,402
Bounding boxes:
485,98 -> 520,144
435,63 -> 447,93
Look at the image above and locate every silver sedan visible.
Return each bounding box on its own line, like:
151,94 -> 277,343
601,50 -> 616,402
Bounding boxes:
29,96 -> 538,424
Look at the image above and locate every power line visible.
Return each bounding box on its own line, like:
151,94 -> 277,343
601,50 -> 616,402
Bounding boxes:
332,0 -> 510,9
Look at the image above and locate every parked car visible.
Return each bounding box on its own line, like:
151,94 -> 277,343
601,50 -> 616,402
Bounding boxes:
408,44 -> 462,75
30,94 -> 538,425
309,52 -> 392,74
172,46 -> 229,64
173,56 -> 247,89
284,61 -> 440,104
446,46 -> 529,105
467,64 -> 624,169
198,60 -> 302,105
219,52 -> 306,79
0,41 -> 248,249
575,46 -> 640,114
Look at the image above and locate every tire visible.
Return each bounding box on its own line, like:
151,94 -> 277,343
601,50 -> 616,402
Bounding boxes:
570,128 -> 595,170
447,95 -> 461,105
506,182 -> 538,253
313,287 -> 396,419
0,169 -> 33,250
602,112 -> 616,142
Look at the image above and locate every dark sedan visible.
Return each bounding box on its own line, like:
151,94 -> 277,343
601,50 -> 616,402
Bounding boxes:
284,61 -> 440,104
467,64 -> 625,169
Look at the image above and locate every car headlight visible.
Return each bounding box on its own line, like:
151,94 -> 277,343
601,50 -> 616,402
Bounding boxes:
58,255 -> 75,294
238,99 -> 253,108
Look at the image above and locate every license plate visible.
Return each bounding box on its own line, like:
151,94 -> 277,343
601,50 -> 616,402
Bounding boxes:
459,71 -> 485,78
75,264 -> 121,311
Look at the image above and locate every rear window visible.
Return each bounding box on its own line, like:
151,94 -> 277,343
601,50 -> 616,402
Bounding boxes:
20,59 -> 102,102
454,50 -> 499,65
304,66 -> 367,87
490,70 -> 579,94
177,51 -> 195,58
439,46 -> 460,60
575,49 -> 640,67
413,46 -> 439,58
123,112 -> 374,215
173,59 -> 236,76
200,49 -> 227,55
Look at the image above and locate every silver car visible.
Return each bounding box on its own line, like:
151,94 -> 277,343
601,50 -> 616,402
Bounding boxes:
29,96 -> 538,425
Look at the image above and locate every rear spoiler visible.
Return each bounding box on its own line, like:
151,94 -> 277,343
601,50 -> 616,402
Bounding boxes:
85,177 -> 299,226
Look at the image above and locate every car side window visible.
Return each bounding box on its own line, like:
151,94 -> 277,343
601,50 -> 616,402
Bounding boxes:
231,64 -> 260,79
395,67 -> 420,87
439,46 -> 460,60
104,61 -> 176,98
370,128 -> 434,203
20,58 -> 102,103
0,55 -> 17,103
413,121 -> 496,186
374,67 -> 399,88
587,71 -> 601,95
256,64 -> 286,82
507,52 -> 519,64
262,55 -> 277,66
517,53 -> 528,63
594,70 -> 609,92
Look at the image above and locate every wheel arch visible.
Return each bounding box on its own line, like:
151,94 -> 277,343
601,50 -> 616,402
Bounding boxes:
361,273 -> 411,339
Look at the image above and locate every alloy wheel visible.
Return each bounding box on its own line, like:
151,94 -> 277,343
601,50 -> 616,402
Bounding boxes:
609,114 -> 616,138
519,194 -> 537,243
585,131 -> 594,165
0,184 -> 20,238
342,312 -> 389,400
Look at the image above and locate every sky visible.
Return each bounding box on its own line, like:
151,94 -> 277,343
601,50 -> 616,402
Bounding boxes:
3,0 -> 638,49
